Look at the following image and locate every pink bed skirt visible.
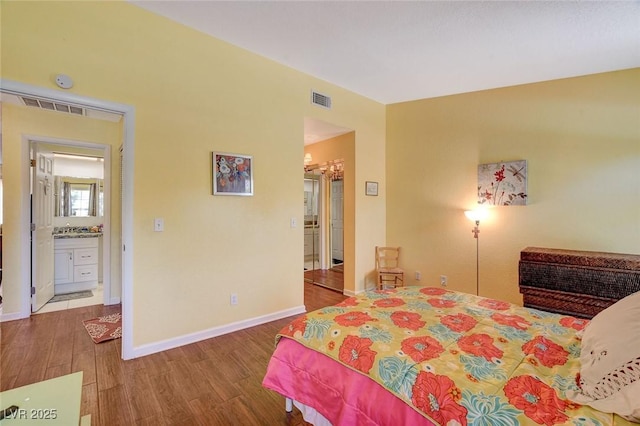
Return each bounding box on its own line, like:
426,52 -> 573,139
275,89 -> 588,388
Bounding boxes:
262,338 -> 435,425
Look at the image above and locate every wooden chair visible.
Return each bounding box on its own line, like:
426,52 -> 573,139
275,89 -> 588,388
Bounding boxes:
375,246 -> 404,290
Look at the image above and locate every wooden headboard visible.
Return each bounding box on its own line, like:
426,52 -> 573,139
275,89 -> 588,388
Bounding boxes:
519,247 -> 640,318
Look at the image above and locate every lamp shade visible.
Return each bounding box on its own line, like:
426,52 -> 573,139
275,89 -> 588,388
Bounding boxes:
304,153 -> 312,165
464,208 -> 489,222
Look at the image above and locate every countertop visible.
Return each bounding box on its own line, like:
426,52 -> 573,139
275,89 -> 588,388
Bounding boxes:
54,232 -> 102,239
53,226 -> 103,239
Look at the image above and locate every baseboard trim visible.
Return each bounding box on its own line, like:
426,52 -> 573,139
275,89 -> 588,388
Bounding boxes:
0,311 -> 28,323
344,288 -> 368,297
131,305 -> 306,359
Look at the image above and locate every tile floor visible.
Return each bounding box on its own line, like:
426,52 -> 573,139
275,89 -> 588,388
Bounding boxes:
34,283 -> 104,314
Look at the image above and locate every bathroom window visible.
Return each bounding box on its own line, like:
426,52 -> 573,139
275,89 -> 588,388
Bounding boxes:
69,184 -> 92,217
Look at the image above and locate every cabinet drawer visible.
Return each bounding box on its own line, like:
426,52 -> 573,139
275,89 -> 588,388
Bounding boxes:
74,264 -> 98,282
74,248 -> 98,265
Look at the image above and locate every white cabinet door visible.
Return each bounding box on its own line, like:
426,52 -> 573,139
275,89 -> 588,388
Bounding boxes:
54,249 -> 74,284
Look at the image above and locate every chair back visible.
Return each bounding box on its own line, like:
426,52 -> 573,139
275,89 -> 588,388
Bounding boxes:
375,246 -> 401,269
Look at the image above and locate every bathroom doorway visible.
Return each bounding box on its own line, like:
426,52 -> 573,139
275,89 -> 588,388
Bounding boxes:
1,80 -> 135,360
30,140 -> 110,314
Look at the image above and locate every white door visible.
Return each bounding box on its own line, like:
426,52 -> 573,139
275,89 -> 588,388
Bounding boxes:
331,180 -> 344,263
32,144 -> 55,312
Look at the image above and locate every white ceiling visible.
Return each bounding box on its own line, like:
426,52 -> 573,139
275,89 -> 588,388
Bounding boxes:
132,1 -> 640,105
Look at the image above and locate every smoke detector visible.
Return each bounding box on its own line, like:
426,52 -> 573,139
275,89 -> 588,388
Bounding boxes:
55,74 -> 74,89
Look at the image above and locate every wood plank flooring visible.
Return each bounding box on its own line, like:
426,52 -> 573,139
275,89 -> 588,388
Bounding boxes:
0,282 -> 347,425
303,268 -> 344,293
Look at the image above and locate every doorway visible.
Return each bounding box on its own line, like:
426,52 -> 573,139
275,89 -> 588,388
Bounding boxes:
1,79 -> 136,360
31,142 -> 108,314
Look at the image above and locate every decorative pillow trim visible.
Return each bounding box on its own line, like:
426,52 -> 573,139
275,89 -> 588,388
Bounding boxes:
579,356 -> 640,399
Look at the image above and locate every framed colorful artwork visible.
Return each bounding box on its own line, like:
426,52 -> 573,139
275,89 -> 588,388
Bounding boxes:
477,160 -> 527,206
212,152 -> 253,196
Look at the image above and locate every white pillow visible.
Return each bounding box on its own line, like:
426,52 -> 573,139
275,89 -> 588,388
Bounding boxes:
568,291 -> 640,422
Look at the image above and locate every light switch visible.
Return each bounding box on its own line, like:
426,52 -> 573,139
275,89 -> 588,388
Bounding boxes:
290,217 -> 297,228
154,218 -> 164,232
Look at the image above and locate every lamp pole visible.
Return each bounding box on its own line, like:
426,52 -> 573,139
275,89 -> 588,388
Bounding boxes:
473,220 -> 480,296
465,209 -> 487,297
475,221 -> 479,295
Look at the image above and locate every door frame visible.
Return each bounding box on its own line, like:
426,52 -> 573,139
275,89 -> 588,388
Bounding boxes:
1,79 -> 136,360
29,138 -> 112,309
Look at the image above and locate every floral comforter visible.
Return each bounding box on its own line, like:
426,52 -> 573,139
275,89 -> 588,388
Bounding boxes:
276,286 -> 626,426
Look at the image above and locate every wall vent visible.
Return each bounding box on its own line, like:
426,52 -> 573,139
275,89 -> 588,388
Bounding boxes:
311,91 -> 331,109
20,96 -> 85,117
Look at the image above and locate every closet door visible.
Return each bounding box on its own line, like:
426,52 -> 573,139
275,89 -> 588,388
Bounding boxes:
331,180 -> 344,263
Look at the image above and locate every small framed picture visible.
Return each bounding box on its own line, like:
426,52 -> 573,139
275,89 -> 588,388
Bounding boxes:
365,181 -> 378,196
212,152 -> 253,196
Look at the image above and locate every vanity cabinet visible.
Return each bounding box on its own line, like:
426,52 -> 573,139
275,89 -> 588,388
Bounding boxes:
54,237 -> 99,294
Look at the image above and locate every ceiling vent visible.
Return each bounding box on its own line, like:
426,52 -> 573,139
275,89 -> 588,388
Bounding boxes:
311,90 -> 331,109
20,96 -> 85,117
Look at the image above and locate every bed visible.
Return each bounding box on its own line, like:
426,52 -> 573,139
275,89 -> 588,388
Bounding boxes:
263,248 -> 640,425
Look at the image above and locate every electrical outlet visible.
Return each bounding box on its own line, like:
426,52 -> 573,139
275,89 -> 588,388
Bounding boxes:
415,271 -> 422,281
440,275 -> 448,287
230,293 -> 238,305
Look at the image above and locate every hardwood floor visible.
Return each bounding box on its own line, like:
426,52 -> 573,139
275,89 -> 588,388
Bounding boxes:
0,282 -> 347,425
303,268 -> 344,293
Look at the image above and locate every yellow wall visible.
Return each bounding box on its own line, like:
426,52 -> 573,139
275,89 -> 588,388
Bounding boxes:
1,104 -> 122,312
1,2 -> 385,347
386,69 -> 640,304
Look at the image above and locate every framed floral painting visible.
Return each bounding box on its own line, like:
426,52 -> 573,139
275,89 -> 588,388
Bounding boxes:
477,160 -> 527,206
212,152 -> 253,196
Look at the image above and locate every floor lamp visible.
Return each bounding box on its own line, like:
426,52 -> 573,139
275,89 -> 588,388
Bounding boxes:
464,208 -> 488,296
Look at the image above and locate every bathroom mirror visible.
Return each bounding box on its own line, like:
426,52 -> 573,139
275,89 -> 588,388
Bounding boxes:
54,176 -> 103,217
